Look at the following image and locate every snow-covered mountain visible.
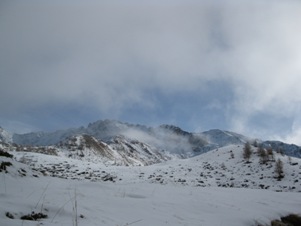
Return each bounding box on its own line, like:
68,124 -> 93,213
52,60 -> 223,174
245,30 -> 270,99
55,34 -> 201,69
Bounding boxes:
8,119 -> 301,161
201,129 -> 250,147
261,140 -> 301,158
12,120 -> 208,160
12,127 -> 86,146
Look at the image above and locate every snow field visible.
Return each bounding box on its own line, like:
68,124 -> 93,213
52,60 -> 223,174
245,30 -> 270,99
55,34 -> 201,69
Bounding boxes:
1,175 -> 301,226
1,144 -> 301,226
9,144 -> 301,191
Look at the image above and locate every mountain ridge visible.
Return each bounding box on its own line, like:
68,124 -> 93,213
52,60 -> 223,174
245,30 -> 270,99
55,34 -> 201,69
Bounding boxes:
2,119 -> 301,160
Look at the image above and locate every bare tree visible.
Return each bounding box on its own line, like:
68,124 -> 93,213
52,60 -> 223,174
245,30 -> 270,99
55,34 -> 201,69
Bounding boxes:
288,156 -> 292,165
253,140 -> 258,147
258,146 -> 268,164
275,158 -> 284,180
243,142 -> 252,162
230,151 -> 235,159
267,147 -> 274,161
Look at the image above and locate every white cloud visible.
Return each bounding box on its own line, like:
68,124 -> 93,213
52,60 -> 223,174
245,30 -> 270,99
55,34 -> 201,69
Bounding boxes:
1,0 -> 301,141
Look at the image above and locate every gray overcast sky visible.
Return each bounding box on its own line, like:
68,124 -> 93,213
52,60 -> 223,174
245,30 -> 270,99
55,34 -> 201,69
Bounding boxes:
1,0 -> 301,144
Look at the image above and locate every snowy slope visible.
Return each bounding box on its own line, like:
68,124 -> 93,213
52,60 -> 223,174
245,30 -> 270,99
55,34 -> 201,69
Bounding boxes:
56,134 -> 171,166
1,147 -> 301,226
56,134 -> 119,164
108,135 -> 172,165
10,144 -> 301,192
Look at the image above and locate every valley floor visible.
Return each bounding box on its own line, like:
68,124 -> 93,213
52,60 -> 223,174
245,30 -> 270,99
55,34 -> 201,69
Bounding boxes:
1,176 -> 301,226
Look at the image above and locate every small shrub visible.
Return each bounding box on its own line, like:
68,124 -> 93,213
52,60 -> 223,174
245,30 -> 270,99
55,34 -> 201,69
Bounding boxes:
281,214 -> 301,226
20,212 -> 47,221
0,150 -> 13,158
271,220 -> 286,226
220,163 -> 227,170
264,214 -> 301,226
0,161 -> 12,171
5,212 -> 14,219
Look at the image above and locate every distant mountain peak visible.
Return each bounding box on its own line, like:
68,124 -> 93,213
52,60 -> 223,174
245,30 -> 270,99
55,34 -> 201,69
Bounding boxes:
202,129 -> 250,147
158,124 -> 190,136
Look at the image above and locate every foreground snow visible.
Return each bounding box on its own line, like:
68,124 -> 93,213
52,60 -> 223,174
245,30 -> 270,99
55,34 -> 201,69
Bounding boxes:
1,144 -> 301,226
1,176 -> 301,226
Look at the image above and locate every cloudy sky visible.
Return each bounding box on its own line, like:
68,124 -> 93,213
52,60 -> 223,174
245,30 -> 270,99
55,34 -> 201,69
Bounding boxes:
1,0 -> 301,144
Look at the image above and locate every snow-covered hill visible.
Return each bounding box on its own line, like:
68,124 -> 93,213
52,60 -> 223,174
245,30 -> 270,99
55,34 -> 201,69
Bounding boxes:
10,144 -> 300,192
1,143 -> 301,226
